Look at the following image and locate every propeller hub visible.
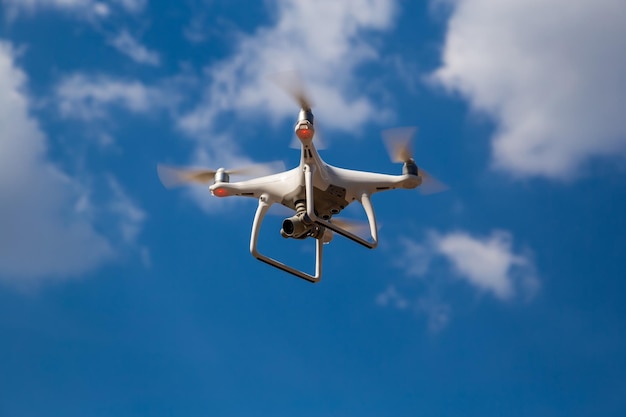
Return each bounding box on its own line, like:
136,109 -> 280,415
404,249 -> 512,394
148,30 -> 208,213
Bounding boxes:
298,108 -> 314,124
402,160 -> 418,176
214,168 -> 229,183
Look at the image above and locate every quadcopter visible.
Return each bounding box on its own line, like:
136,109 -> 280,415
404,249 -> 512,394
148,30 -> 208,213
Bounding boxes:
158,84 -> 445,283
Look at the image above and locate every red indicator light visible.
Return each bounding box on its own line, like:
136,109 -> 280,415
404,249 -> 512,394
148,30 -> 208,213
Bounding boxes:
213,187 -> 229,197
296,127 -> 314,141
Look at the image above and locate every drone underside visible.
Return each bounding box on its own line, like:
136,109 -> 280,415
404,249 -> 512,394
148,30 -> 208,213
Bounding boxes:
158,80 -> 445,282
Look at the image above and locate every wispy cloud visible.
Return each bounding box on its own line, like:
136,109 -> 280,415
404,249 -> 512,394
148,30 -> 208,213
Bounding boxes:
173,0 -> 399,212
104,175 -> 146,244
108,30 -> 160,66
2,0 -> 106,17
416,296 -> 451,333
111,0 -> 145,14
376,285 -> 410,310
179,0 -> 397,137
377,229 -> 539,329
0,41 -> 112,287
376,283 -> 451,332
1,0 -> 145,19
55,74 -> 168,120
432,0 -> 626,180
0,41 -> 147,289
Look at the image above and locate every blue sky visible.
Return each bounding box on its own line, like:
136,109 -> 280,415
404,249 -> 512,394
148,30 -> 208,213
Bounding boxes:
1,0 -> 625,416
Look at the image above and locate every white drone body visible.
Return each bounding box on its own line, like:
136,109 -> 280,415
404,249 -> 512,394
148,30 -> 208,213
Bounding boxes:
159,99 -> 442,282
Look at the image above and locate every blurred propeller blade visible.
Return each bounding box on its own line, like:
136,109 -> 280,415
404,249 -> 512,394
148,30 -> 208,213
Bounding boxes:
382,126 -> 417,163
269,70 -> 314,110
157,160 -> 286,189
226,161 -> 286,177
382,126 -> 449,195
418,169 -> 449,195
157,165 -> 217,188
270,70 -> 328,148
330,218 -> 371,237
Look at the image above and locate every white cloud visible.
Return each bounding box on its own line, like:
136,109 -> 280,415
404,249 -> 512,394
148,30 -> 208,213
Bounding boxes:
55,74 -> 167,120
377,228 -> 538,329
0,41 -> 115,287
2,0 -> 101,13
1,0 -> 145,18
173,0 -> 398,213
432,0 -> 626,179
179,0 -> 397,138
432,230 -> 538,300
108,30 -> 160,66
0,41 -> 147,289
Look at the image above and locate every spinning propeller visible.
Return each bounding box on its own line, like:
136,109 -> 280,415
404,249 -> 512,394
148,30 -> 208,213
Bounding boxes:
157,161 -> 285,189
330,217 -> 373,236
382,127 -> 449,195
270,70 -> 314,111
270,71 -> 329,149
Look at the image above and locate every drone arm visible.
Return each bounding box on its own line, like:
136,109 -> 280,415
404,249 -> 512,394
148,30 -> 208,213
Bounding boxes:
304,165 -> 378,249
249,194 -> 323,283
